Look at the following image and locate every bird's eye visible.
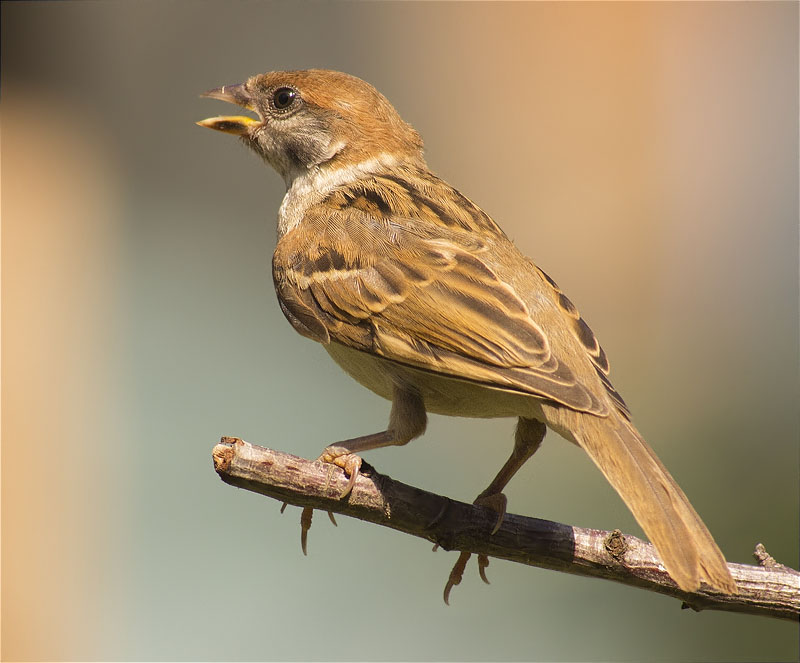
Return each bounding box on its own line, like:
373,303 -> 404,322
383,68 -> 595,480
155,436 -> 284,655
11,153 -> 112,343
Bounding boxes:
272,87 -> 297,110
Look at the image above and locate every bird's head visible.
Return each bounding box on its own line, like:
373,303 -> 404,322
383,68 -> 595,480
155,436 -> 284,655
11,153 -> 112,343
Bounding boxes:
198,69 -> 424,186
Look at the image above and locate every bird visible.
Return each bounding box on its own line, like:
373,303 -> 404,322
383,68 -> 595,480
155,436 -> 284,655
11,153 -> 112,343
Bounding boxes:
198,69 -> 736,599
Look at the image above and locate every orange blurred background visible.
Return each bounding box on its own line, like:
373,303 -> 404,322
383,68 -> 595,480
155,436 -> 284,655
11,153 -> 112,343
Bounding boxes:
3,2 -> 797,660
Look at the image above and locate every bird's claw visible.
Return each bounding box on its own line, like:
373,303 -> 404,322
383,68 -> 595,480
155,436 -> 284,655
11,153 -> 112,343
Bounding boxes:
318,446 -> 363,498
300,506 -> 313,555
477,554 -> 490,584
474,492 -> 507,535
280,503 -> 337,556
443,551 -> 472,605
442,552 -> 492,604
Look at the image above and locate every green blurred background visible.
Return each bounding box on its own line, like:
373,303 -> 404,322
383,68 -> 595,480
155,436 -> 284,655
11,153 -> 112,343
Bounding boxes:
3,1 -> 798,660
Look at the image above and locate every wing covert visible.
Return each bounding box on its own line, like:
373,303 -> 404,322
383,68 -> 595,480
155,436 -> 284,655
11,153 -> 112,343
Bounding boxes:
274,204 -> 612,416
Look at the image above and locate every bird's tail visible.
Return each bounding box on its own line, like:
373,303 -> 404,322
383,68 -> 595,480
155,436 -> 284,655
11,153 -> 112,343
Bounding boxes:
555,408 -> 736,593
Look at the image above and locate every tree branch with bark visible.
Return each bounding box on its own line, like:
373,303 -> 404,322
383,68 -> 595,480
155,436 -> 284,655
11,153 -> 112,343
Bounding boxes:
212,436 -> 799,621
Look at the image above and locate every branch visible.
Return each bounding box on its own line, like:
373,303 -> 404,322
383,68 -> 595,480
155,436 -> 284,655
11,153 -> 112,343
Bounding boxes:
212,436 -> 799,621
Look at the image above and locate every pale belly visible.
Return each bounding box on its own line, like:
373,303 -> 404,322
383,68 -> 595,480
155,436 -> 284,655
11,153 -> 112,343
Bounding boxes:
324,341 -> 546,421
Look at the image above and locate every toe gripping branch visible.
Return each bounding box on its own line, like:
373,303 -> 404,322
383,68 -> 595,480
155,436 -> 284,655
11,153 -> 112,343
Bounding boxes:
282,449 -> 510,603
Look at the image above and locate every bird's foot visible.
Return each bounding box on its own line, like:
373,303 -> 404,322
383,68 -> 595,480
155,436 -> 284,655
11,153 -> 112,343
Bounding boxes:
317,445 -> 363,498
279,445 -> 362,556
442,491 -> 506,604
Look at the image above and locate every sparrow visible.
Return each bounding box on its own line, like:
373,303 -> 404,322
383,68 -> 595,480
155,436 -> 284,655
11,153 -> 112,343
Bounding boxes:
198,69 -> 736,598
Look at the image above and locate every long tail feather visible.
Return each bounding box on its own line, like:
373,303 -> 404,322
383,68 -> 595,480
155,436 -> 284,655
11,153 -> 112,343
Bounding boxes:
555,409 -> 736,593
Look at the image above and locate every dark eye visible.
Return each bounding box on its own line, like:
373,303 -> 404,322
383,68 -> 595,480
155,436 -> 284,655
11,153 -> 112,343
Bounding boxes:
272,87 -> 297,110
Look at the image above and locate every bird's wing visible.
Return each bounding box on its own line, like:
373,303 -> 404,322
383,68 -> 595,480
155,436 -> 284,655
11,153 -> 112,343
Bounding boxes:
274,204 -> 621,417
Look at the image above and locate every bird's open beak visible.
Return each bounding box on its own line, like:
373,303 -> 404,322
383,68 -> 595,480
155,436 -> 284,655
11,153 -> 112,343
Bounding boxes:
197,83 -> 261,135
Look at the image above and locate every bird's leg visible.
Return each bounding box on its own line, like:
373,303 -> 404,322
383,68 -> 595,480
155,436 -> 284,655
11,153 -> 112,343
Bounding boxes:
473,418 -> 547,535
296,384 -> 427,551
318,384 -> 427,498
444,417 -> 546,604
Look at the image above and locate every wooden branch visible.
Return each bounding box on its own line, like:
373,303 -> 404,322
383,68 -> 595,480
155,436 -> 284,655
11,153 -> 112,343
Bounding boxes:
212,436 -> 799,621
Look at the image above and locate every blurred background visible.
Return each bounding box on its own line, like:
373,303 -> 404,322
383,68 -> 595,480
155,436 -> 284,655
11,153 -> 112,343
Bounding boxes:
2,2 -> 797,660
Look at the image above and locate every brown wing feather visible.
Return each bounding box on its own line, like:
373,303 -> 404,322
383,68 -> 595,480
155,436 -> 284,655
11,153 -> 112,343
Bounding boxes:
273,197 -> 611,416
535,265 -> 630,418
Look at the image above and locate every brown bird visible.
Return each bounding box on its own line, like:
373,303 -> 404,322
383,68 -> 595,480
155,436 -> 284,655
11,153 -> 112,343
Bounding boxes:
198,69 -> 736,598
